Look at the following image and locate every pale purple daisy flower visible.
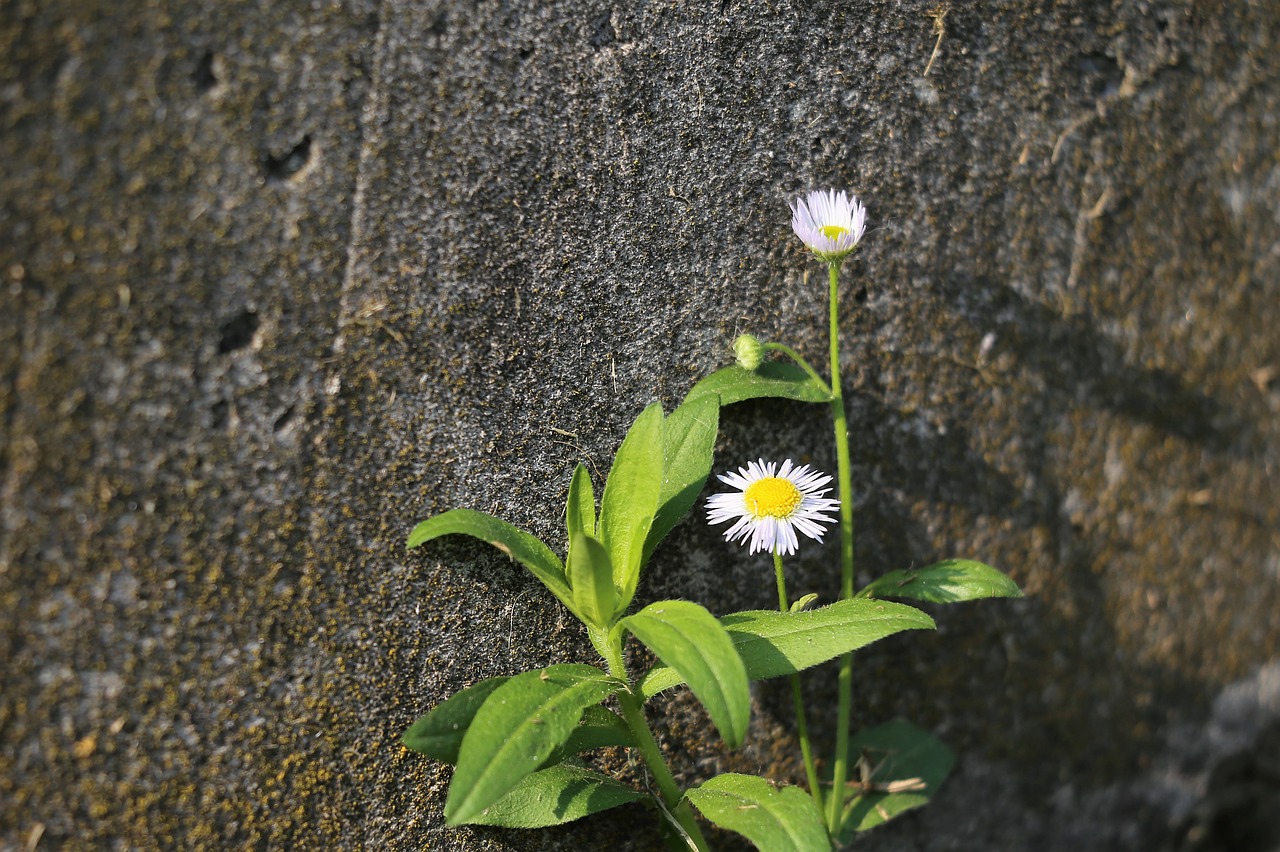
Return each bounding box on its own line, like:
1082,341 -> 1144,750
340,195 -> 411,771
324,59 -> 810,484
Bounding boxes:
706,459 -> 840,556
790,189 -> 867,263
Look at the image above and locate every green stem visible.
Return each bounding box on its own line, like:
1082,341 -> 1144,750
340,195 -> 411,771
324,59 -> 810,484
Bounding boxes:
762,342 -> 832,396
773,551 -> 789,612
826,260 -> 857,834
603,636 -> 711,851
773,551 -> 825,819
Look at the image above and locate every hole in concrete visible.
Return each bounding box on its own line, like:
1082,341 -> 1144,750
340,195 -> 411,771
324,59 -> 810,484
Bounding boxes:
193,50 -> 217,92
272,404 -> 296,433
1077,53 -> 1122,99
273,565 -> 303,595
588,12 -> 616,48
218,308 -> 258,353
210,400 -> 229,429
264,135 -> 312,182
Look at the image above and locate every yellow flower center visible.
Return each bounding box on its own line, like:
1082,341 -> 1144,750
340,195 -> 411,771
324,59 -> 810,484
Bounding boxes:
820,224 -> 849,241
744,477 -> 803,519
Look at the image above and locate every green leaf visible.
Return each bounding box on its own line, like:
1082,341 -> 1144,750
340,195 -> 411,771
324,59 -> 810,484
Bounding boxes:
686,362 -> 833,407
445,664 -> 621,825
619,600 -> 750,748
401,676 -> 509,763
643,394 -> 720,563
837,720 -> 955,839
638,599 -> 935,701
467,763 -> 644,828
568,533 -> 615,629
545,705 -> 634,765
406,508 -> 577,616
566,463 -> 595,540
720,601 -> 935,680
599,402 -> 665,614
790,593 -> 819,613
402,677 -> 629,771
856,559 -> 1023,604
686,774 -> 830,851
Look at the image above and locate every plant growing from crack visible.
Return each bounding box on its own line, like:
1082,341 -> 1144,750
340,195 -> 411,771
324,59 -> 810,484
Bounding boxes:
400,190 -> 1021,850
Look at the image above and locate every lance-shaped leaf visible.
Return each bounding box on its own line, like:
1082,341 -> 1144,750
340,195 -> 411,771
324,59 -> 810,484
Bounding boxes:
566,463 -> 596,541
857,559 -> 1023,603
687,774 -> 830,852
445,664 -> 621,825
542,704 -> 634,767
401,676 -> 509,763
619,600 -> 750,748
837,720 -> 955,840
407,509 -> 578,617
638,599 -> 935,700
642,394 -> 720,563
568,533 -> 615,629
403,680 -> 630,768
599,402 -> 664,613
686,362 -> 832,407
468,763 -> 644,829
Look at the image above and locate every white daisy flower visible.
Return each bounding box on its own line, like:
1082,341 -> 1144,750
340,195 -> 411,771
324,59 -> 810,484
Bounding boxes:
790,189 -> 867,263
706,459 -> 840,556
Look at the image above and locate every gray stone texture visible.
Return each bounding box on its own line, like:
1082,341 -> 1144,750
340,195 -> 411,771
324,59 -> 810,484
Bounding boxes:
2,0 -> 1278,849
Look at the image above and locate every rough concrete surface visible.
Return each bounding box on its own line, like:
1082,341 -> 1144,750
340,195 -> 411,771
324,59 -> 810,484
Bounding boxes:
2,0 -> 1279,849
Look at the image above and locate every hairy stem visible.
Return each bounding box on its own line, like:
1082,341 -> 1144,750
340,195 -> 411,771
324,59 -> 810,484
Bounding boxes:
774,551 -> 825,819
603,637 -> 710,851
762,342 -> 833,396
826,260 -> 857,834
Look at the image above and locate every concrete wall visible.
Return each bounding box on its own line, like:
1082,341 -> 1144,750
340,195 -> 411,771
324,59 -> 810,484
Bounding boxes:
3,0 -> 1278,848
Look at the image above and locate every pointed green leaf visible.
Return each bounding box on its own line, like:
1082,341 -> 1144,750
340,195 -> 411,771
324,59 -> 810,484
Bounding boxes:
638,599 -> 935,701
468,763 -> 644,828
838,720 -> 955,839
566,463 -> 596,540
643,394 -> 720,563
686,362 -> 833,407
544,705 -> 634,766
687,773 -> 830,852
445,664 -> 621,825
790,593 -> 820,613
407,508 -> 577,616
719,600 -> 935,680
568,533 -> 615,629
599,402 -> 664,613
857,559 -> 1022,603
620,600 -> 750,748
401,679 -> 631,768
401,676 -> 509,763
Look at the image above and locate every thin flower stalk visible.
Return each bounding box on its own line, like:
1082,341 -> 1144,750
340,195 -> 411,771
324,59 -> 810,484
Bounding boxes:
707,459 -> 839,821
761,341 -> 832,396
789,188 -> 866,833
825,258 -> 859,834
773,550 -> 825,819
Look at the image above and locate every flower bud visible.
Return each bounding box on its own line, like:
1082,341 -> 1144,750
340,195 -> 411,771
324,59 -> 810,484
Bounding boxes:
733,334 -> 765,370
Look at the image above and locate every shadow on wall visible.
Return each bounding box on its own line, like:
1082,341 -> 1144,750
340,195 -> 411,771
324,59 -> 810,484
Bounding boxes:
855,279 -> 1258,783
653,274 -> 1269,827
